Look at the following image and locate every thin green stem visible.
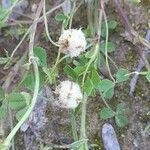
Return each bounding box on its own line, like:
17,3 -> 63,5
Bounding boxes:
2,0 -> 19,23
108,55 -> 119,70
43,0 -> 60,47
3,0 -> 43,146
69,0 -> 76,29
10,28 -> 30,58
87,0 -> 94,37
71,110 -> 78,141
3,60 -> 40,147
8,108 -> 15,150
38,1 -> 67,23
125,71 -> 147,76
45,52 -> 68,84
4,29 -> 30,69
102,2 -> 115,82
80,94 -> 88,150
100,92 -> 115,114
82,43 -> 99,87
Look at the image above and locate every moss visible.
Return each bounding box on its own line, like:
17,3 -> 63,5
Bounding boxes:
92,133 -> 104,150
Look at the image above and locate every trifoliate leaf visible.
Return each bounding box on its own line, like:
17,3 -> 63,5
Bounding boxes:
55,13 -> 68,22
115,115 -> 128,127
8,92 -> 26,110
102,87 -> 114,99
116,68 -> 129,83
100,42 -> 116,53
98,79 -> 114,92
116,103 -> 129,114
100,107 -> 115,119
107,20 -> 118,29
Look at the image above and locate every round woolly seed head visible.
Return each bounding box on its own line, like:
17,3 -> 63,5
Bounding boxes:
58,29 -> 87,58
55,80 -> 83,109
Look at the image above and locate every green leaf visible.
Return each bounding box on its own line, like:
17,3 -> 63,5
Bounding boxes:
22,74 -> 34,91
0,106 -> 7,120
85,50 -> 95,58
74,66 -> 86,76
115,115 -> 128,127
64,65 -> 78,80
8,92 -> 26,110
102,87 -> 114,99
0,7 -> 9,21
108,20 -> 118,29
0,57 -> 9,64
0,87 -> 5,101
91,68 -> 101,88
146,71 -> 150,82
16,107 -> 28,121
101,20 -> 118,37
63,18 -> 69,28
116,68 -> 129,83
21,92 -> 31,106
98,79 -> 114,92
100,107 -> 115,119
33,47 -> 47,67
100,42 -> 116,53
116,103 -> 129,114
22,72 -> 46,91
83,77 -> 94,96
98,79 -> 115,99
70,139 -> 88,150
55,13 -> 68,22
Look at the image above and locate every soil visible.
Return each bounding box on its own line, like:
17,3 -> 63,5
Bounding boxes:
0,0 -> 150,150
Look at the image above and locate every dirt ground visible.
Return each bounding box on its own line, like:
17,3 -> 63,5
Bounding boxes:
0,0 -> 150,150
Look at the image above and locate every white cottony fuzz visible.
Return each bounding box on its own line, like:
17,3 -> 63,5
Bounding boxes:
55,80 -> 83,109
58,29 -> 87,58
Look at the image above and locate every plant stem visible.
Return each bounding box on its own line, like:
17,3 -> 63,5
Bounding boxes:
69,0 -> 76,29
82,43 -> 99,87
87,0 -> 95,37
108,55 -> 119,70
100,92 -> 115,114
8,108 -> 15,150
3,60 -> 39,147
10,28 -> 30,58
80,94 -> 88,150
101,1 -> 115,82
71,110 -> 78,141
3,0 -> 43,146
38,1 -> 67,23
43,0 -> 60,47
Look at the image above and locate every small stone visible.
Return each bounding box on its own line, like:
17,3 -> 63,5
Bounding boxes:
102,123 -> 121,150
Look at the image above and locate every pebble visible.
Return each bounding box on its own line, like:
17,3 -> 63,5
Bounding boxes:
102,123 -> 121,150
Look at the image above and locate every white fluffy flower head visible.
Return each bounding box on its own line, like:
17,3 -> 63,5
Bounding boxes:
58,29 -> 87,58
55,80 -> 83,109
